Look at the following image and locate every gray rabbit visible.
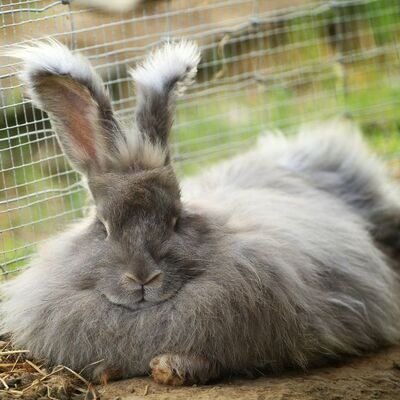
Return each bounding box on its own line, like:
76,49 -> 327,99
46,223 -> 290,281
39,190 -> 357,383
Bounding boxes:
2,40 -> 400,386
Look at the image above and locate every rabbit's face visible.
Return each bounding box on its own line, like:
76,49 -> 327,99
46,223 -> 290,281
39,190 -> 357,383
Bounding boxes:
87,168 -> 210,311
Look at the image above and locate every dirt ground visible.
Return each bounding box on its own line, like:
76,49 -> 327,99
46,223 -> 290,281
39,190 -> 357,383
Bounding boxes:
98,346 -> 400,400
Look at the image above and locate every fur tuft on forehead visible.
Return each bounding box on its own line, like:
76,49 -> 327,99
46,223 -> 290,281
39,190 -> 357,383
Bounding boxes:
115,129 -> 169,170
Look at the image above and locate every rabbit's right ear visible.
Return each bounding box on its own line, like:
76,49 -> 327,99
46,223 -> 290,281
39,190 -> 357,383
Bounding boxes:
11,41 -> 125,174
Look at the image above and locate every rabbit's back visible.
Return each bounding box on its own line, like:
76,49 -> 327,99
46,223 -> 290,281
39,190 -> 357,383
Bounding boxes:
183,120 -> 393,212
183,119 -> 400,260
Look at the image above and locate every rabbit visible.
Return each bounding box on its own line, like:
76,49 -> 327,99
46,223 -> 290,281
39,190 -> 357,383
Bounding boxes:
1,39 -> 400,386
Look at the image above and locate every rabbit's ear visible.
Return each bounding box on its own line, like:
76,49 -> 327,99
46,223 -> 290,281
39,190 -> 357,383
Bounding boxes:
11,41 -> 125,174
129,41 -> 200,163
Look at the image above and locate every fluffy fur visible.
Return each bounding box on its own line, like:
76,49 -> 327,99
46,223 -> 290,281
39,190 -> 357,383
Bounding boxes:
12,40 -> 108,111
2,41 -> 400,385
130,40 -> 200,95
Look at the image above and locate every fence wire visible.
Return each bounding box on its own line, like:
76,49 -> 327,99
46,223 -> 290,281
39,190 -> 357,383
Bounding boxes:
1,0 -> 400,277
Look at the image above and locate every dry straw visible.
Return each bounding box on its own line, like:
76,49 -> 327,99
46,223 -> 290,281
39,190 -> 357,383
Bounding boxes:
0,337 -> 99,400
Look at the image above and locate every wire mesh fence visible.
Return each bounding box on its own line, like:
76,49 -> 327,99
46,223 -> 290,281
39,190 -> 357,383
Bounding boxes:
1,0 -> 400,278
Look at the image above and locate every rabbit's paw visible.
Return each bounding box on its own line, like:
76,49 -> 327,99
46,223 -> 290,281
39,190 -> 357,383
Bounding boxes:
150,353 -> 219,386
150,354 -> 186,386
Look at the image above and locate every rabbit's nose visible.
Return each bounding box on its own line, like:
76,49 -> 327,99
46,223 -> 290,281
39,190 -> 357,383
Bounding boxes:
124,271 -> 163,287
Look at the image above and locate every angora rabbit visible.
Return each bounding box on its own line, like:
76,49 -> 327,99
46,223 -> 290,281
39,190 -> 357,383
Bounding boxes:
2,40 -> 400,386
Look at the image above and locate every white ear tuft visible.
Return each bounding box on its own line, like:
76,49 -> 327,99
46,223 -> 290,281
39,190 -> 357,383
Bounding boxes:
129,40 -> 201,96
8,40 -> 107,110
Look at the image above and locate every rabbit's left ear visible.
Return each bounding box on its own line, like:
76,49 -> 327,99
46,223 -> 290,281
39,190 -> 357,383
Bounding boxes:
11,41 -> 126,175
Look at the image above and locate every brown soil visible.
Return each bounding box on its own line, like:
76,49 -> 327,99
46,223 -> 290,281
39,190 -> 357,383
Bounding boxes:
99,346 -> 400,400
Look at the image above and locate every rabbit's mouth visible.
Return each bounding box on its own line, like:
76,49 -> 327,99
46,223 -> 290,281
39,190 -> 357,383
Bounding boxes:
100,291 -> 171,312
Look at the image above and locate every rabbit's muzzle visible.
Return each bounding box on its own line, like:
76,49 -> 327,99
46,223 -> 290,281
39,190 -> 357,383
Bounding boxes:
99,268 -> 175,311
123,270 -> 164,303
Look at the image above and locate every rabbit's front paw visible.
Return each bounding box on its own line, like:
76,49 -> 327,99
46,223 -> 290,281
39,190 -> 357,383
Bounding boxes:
150,353 -> 219,385
150,354 -> 186,386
